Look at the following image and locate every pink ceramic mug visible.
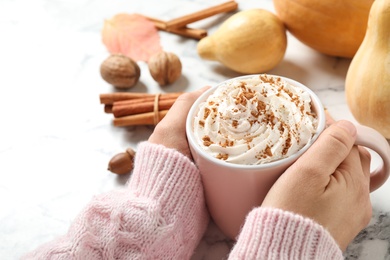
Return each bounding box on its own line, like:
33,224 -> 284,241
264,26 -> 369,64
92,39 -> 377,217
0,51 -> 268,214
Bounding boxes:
186,75 -> 390,240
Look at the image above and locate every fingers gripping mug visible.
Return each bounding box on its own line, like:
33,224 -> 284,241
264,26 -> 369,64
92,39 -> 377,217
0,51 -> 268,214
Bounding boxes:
186,74 -> 390,240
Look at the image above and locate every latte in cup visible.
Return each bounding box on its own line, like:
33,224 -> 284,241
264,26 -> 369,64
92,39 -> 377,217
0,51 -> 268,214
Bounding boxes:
187,74 -> 389,240
193,74 -> 318,165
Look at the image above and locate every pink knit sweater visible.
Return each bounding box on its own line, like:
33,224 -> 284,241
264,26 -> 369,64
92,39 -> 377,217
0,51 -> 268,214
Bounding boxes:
23,142 -> 343,259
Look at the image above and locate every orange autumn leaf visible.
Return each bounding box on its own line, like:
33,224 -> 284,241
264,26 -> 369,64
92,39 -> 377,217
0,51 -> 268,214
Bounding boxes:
102,13 -> 163,62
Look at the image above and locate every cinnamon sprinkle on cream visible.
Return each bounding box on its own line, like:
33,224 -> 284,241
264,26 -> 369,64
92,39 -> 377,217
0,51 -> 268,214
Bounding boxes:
216,153 -> 229,160
202,136 -> 213,146
203,107 -> 211,120
193,74 -> 318,165
220,140 -> 234,148
265,145 -> 273,157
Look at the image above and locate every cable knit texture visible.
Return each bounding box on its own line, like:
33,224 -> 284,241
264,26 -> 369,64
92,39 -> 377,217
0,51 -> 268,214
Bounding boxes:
22,142 -> 209,260
23,142 -> 344,260
228,207 -> 343,260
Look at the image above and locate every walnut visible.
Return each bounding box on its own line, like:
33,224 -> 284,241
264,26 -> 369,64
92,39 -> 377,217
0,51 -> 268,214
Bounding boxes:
148,52 -> 182,86
100,54 -> 140,89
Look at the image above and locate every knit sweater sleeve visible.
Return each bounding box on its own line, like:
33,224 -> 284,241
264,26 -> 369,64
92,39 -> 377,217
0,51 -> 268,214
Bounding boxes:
228,207 -> 343,260
22,142 -> 209,260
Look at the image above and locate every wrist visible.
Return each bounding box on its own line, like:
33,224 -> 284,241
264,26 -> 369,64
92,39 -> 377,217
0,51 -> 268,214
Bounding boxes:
230,207 -> 343,259
129,142 -> 203,216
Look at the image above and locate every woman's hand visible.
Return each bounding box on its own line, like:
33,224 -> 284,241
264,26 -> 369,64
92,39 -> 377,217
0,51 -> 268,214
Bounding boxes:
262,120 -> 372,250
148,87 -> 210,158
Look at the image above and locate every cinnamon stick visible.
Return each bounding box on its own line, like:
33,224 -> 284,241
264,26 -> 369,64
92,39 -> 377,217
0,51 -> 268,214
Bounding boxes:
100,93 -> 155,105
163,26 -> 208,40
112,92 -> 182,107
113,110 -> 169,126
112,97 -> 177,118
100,92 -> 182,105
165,1 -> 238,29
104,104 -> 113,113
145,16 -> 207,40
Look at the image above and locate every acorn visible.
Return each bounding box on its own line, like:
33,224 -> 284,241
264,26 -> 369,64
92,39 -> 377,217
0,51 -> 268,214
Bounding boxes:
108,148 -> 136,175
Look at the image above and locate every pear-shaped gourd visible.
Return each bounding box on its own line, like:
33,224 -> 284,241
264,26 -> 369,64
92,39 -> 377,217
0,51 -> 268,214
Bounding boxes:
197,9 -> 287,74
345,0 -> 390,138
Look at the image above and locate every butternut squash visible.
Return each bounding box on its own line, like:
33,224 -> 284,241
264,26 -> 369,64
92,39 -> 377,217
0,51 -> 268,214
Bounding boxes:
345,0 -> 390,139
197,9 -> 287,74
273,0 -> 373,58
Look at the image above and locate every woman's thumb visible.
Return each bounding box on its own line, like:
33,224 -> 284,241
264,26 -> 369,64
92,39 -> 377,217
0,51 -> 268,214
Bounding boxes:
294,120 -> 357,177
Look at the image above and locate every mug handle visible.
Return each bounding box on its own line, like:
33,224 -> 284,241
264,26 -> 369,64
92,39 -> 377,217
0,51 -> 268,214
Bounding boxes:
355,124 -> 390,192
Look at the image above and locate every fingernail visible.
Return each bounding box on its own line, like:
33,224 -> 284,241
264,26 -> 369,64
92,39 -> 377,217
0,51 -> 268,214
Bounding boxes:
336,120 -> 357,137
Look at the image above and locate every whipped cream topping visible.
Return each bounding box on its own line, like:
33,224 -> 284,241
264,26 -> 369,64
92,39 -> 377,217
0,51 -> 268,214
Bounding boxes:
193,74 -> 318,165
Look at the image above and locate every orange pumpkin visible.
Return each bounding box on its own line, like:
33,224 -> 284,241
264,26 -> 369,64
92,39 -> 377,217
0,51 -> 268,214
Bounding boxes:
273,0 -> 374,58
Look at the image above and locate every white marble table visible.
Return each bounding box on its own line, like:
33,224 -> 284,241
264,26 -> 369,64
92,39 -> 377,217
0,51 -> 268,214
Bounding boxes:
0,0 -> 389,259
